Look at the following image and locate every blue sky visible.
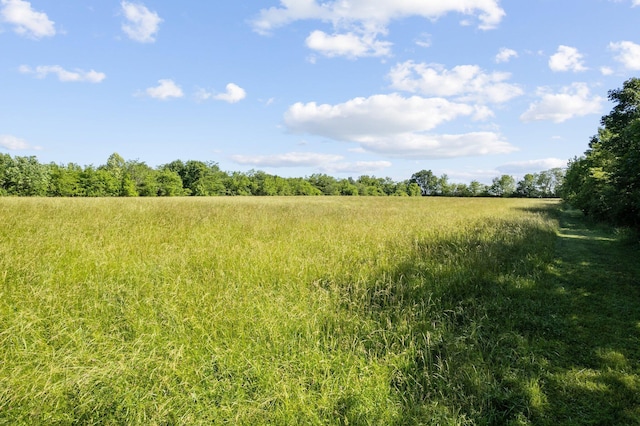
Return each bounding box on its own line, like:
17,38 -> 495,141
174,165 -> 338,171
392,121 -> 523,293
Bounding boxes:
1,0 -> 639,183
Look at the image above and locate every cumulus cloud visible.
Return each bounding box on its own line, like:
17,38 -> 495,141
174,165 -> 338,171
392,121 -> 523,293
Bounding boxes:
142,79 -> 184,100
609,41 -> 640,70
357,132 -> 516,158
306,30 -> 392,58
0,134 -> 40,150
0,0 -> 55,38
549,45 -> 587,72
388,61 -> 523,104
497,158 -> 567,174
252,0 -> 505,34
121,1 -> 162,43
19,65 -> 106,83
520,83 -> 603,123
284,93 -> 516,158
252,0 -> 504,57
196,83 -> 247,103
495,47 -> 518,63
216,83 -> 247,103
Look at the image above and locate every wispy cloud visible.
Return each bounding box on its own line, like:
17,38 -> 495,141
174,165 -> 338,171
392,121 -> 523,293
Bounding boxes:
497,158 -> 567,173
0,0 -> 55,39
231,152 -> 343,167
121,1 -> 162,43
0,134 -> 41,150
19,65 -> 106,83
251,0 -> 505,58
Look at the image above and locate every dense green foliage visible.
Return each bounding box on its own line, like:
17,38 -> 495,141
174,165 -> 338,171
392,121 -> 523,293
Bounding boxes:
2,198 -> 638,424
562,77 -> 640,228
0,152 -> 563,198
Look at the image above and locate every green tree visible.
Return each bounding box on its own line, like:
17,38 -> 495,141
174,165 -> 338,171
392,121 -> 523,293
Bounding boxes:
410,170 -> 438,196
308,174 -> 339,195
488,175 -> 516,197
0,155 -> 50,196
48,163 -> 83,197
562,77 -> 640,226
156,168 -> 186,196
516,174 -> 539,198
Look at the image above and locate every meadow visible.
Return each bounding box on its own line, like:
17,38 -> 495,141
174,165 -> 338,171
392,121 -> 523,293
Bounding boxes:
1,197 -> 638,425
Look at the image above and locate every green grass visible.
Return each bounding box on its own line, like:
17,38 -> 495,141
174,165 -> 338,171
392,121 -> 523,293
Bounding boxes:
0,197 -> 638,424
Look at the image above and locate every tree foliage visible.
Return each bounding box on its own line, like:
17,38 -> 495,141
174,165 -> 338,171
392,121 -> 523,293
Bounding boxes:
561,77 -> 640,227
0,152 -> 564,199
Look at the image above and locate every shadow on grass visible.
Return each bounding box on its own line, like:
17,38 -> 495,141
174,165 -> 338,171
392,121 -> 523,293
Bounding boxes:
335,204 -> 640,425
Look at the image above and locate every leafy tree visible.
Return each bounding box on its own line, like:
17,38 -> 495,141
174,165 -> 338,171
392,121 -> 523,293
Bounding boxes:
516,174 -> 539,198
308,174 -> 339,195
410,169 -> 438,196
125,160 -> 158,196
156,168 -> 186,196
1,155 -> 50,196
488,175 -> 516,197
562,77 -> 640,227
48,163 -> 83,197
468,180 -> 487,197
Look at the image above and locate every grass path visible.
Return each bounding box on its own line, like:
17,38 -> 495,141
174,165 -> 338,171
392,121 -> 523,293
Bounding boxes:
539,208 -> 640,425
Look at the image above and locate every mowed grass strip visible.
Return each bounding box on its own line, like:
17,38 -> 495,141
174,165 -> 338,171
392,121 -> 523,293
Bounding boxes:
1,197 -> 637,424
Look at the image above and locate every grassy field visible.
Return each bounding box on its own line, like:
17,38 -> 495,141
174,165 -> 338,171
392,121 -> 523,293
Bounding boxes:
0,197 -> 638,425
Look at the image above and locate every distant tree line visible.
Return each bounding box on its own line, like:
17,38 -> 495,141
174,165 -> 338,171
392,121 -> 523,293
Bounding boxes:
561,77 -> 640,228
0,152 -> 564,198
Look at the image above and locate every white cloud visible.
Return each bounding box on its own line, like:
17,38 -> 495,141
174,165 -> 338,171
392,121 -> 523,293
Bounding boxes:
0,0 -> 55,39
520,83 -> 603,123
415,33 -> 431,48
549,45 -> 587,72
285,93 -> 479,140
321,160 -> 392,174
121,1 -> 162,43
609,41 -> 640,70
0,134 -> 40,150
231,152 -> 343,167
388,61 -> 523,104
252,0 -> 505,35
252,1 -> 504,58
497,158 -> 567,173
19,65 -> 106,83
215,83 -> 247,103
356,132 -> 517,159
231,152 -> 392,174
495,47 -> 518,63
197,83 -> 247,103
600,66 -> 614,75
142,79 -> 184,100
305,30 -> 392,58
284,93 -> 516,158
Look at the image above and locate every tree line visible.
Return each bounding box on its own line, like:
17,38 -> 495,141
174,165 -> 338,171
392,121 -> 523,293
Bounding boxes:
0,152 -> 564,198
561,77 -> 640,229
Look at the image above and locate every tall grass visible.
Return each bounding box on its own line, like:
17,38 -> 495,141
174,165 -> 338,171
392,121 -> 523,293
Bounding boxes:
1,197 -> 562,424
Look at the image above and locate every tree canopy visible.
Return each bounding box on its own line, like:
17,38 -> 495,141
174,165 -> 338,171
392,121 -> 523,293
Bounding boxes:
562,77 -> 640,228
0,153 -> 563,199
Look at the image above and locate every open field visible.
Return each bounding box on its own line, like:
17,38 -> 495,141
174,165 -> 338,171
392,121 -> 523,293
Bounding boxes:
1,197 -> 639,425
